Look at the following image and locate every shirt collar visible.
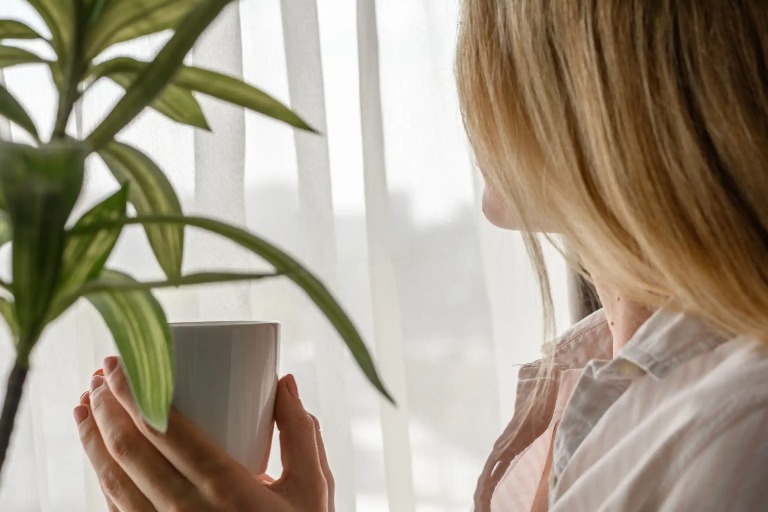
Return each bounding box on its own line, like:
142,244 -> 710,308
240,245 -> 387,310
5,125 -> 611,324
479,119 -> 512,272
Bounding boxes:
594,308 -> 728,381
517,308 -> 612,381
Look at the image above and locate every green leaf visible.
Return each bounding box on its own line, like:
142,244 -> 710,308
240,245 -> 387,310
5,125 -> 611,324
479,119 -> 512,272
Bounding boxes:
176,67 -> 316,132
0,20 -> 45,41
70,215 -> 394,403
0,84 -> 39,138
107,72 -> 209,130
84,0 -> 109,28
25,0 -> 74,61
86,0 -> 231,150
98,142 -> 184,278
84,0 -> 204,60
0,209 -> 12,248
78,270 -> 278,295
0,297 -> 19,339
0,141 -> 85,355
47,61 -> 64,89
91,57 -> 316,132
0,45 -> 46,68
87,269 -> 173,432
49,186 -> 128,321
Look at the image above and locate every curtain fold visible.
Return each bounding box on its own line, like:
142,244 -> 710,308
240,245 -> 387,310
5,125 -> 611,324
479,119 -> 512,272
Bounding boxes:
356,1 -> 417,510
191,2 -> 251,319
0,1 -> 571,510
279,1 -> 357,510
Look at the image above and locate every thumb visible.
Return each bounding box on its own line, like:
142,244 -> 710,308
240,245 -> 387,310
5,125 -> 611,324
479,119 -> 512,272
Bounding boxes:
274,375 -> 324,487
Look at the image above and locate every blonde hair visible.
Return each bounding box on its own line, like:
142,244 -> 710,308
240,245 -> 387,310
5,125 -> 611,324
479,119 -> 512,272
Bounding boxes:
456,0 -> 768,343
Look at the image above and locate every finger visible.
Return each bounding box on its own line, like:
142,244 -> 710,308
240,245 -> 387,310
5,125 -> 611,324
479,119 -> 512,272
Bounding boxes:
78,393 -> 120,512
89,375 -> 199,510
274,375 -> 325,488
310,414 -> 335,512
255,473 -> 276,485
75,403 -> 154,512
102,357 -> 258,493
103,496 -> 120,512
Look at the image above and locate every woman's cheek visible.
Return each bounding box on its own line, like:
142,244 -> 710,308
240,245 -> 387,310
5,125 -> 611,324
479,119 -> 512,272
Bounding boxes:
481,178 -> 560,233
482,182 -> 521,230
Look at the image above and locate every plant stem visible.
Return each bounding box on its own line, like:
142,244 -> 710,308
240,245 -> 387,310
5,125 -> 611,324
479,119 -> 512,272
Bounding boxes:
52,0 -> 85,139
0,360 -> 29,478
86,0 -> 231,150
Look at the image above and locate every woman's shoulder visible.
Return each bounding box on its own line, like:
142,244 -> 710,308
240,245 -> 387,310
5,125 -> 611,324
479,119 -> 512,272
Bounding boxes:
656,359 -> 768,511
647,332 -> 768,430
623,336 -> 768,511
602,314 -> 768,452
550,312 -> 768,511
673,335 -> 768,435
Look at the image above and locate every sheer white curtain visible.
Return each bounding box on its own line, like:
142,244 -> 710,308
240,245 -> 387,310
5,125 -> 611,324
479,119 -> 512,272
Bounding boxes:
0,1 -> 571,510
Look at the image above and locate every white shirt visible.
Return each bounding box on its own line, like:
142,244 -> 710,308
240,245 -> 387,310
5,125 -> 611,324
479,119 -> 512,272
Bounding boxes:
473,308 -> 768,511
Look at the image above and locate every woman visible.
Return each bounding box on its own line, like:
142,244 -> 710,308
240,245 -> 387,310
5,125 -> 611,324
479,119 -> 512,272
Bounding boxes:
73,1 -> 768,510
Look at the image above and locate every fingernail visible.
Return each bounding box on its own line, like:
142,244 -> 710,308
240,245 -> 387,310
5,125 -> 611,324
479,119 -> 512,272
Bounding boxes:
79,391 -> 89,402
285,374 -> 299,398
93,368 -> 104,377
103,356 -> 118,375
90,375 -> 104,391
73,405 -> 89,425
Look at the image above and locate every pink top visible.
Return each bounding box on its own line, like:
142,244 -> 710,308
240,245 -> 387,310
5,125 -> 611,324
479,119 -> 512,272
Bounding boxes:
474,308 -> 768,511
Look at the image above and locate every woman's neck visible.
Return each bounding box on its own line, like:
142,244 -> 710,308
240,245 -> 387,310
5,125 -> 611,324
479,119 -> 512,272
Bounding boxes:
594,284 -> 654,357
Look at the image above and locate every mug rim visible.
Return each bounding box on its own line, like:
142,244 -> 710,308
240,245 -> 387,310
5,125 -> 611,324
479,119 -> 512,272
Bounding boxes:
170,320 -> 280,328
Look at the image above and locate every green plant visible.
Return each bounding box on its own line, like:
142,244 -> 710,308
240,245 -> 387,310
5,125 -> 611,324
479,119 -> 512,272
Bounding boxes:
0,0 -> 392,477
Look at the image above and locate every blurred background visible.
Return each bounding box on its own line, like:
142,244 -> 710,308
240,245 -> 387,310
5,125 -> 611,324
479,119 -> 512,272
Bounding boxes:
0,0 -> 572,510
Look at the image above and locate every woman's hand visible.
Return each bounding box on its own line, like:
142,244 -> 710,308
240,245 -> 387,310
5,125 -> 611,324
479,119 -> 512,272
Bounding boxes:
74,357 -> 334,512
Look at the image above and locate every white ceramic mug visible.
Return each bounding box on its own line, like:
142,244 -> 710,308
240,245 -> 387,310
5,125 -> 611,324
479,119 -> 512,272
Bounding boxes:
170,321 -> 279,474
